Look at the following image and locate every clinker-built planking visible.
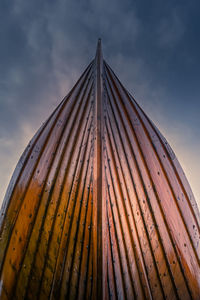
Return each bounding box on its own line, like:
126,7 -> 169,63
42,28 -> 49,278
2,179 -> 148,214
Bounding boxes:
0,40 -> 200,299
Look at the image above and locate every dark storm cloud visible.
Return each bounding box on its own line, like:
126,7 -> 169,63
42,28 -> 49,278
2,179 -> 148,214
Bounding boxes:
0,0 -> 200,205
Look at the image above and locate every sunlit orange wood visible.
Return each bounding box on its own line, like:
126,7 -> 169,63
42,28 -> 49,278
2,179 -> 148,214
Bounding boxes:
0,39 -> 199,299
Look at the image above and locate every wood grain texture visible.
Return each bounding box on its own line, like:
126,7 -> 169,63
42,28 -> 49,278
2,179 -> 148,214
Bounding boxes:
0,40 -> 199,299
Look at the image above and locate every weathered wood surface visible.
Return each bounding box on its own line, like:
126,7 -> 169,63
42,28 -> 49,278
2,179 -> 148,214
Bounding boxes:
0,40 -> 199,299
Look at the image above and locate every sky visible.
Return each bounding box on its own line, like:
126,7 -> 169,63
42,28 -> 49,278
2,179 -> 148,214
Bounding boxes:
0,0 -> 199,209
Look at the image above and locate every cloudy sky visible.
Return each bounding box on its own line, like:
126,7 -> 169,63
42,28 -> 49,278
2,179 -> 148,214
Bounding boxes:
0,0 -> 199,208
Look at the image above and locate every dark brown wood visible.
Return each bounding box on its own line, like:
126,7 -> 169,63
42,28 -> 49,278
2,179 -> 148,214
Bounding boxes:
0,40 -> 199,299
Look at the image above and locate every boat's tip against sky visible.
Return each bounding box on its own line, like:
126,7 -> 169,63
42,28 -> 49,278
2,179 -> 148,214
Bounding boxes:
0,0 -> 200,208
0,36 -> 199,299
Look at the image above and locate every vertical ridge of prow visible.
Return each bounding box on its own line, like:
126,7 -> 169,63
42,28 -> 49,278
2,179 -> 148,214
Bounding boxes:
95,38 -> 103,65
93,38 -> 104,299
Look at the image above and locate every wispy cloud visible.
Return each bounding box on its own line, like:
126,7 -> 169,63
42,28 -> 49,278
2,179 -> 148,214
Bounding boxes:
157,11 -> 185,48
